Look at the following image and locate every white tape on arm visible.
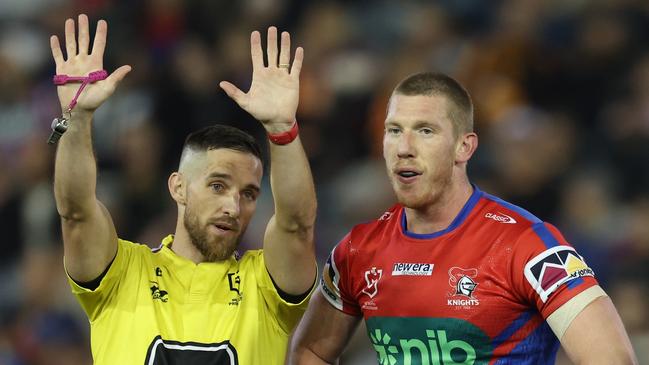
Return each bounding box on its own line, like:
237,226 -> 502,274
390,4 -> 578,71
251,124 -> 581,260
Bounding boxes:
547,285 -> 608,340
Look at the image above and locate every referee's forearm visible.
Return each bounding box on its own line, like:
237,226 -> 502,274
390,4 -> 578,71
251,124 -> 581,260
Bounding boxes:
54,110 -> 99,221
268,136 -> 317,232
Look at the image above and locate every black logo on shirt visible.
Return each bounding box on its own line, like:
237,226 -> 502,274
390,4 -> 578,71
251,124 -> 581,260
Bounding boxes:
144,336 -> 239,364
227,271 -> 243,306
150,281 -> 169,302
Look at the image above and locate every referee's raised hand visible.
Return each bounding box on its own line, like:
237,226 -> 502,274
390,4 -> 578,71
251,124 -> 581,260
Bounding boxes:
219,26 -> 303,134
50,14 -> 131,114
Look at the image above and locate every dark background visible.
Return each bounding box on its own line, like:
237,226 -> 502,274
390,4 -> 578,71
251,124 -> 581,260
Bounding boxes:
0,0 -> 648,363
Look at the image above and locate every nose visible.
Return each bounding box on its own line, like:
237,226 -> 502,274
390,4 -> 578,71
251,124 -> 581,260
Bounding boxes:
397,130 -> 415,158
221,193 -> 241,218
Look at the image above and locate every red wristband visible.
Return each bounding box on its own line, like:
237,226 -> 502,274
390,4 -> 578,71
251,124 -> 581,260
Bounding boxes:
267,121 -> 299,145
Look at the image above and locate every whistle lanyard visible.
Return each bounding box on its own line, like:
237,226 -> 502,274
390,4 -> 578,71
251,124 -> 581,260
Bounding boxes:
48,69 -> 108,144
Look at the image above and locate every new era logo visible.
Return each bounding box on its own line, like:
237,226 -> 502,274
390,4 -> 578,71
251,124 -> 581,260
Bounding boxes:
392,263 -> 434,276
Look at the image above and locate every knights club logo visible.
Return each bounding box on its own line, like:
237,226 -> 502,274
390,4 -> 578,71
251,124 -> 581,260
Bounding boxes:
447,267 -> 480,307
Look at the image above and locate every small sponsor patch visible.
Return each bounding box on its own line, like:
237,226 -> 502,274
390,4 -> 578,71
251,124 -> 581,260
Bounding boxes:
320,251 -> 343,310
524,246 -> 595,302
392,262 -> 434,276
485,212 -> 517,224
361,267 -> 383,298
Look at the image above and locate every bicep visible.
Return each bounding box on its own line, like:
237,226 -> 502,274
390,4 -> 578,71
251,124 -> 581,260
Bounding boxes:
560,295 -> 638,364
63,200 -> 118,283
290,291 -> 361,364
263,215 -> 317,296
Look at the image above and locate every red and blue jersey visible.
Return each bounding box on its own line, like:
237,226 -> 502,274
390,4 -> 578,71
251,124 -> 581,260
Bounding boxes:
320,186 -> 599,364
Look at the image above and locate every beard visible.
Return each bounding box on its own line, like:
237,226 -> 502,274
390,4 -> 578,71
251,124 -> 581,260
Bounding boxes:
392,162 -> 454,210
183,206 -> 241,262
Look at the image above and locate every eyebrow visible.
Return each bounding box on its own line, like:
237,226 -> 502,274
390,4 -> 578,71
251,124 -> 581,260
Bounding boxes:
207,172 -> 261,192
385,120 -> 442,129
207,172 -> 231,180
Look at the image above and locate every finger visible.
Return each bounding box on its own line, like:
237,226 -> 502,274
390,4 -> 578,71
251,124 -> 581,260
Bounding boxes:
266,26 -> 278,67
219,81 -> 246,105
250,31 -> 263,70
91,20 -> 107,58
50,36 -> 64,67
77,14 -> 90,55
103,65 -> 132,93
278,31 -> 290,70
64,18 -> 76,59
291,46 -> 304,77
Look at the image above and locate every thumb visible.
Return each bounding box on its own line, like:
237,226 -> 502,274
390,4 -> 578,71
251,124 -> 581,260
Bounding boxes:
105,65 -> 132,89
219,81 -> 246,105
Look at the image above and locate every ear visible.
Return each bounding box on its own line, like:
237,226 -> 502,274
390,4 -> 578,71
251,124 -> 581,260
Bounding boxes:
168,172 -> 186,205
455,132 -> 478,164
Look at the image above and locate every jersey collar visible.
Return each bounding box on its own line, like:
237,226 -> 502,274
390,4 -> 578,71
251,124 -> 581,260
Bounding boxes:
154,234 -> 238,268
401,184 -> 483,239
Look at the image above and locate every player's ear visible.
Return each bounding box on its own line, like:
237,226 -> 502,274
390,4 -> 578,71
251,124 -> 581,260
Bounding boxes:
168,172 -> 186,205
455,132 -> 478,164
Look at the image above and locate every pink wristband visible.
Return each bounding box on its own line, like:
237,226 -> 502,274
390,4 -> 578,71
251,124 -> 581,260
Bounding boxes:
267,121 -> 299,145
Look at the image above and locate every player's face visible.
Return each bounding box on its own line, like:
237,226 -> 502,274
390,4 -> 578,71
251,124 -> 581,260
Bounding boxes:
183,149 -> 262,262
383,94 -> 459,209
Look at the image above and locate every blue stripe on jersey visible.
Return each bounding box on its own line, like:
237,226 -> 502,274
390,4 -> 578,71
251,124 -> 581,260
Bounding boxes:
532,222 -> 560,249
493,321 -> 559,365
491,310 -> 535,349
567,277 -> 584,289
401,186 -> 483,239
476,190 -> 563,249
482,192 -> 542,224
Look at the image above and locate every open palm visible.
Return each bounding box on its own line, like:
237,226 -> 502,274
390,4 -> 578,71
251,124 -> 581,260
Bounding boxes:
220,27 -> 303,130
50,14 -> 130,113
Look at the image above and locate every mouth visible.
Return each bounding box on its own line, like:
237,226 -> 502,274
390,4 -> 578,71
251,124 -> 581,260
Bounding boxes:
209,220 -> 239,234
394,168 -> 422,184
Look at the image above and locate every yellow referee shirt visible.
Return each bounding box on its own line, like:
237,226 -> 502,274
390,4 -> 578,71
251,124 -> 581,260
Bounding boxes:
68,235 -> 313,364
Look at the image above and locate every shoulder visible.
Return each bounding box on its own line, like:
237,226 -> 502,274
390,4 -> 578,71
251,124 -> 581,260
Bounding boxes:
115,238 -> 168,267
477,191 -> 565,243
235,249 -> 265,271
479,191 -> 542,228
118,238 -> 149,249
347,204 -> 402,244
238,249 -> 263,261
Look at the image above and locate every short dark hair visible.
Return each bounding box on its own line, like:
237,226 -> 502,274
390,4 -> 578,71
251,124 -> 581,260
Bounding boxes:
182,124 -> 263,165
393,72 -> 473,135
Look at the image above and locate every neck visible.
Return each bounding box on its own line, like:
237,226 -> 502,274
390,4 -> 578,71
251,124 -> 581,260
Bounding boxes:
171,215 -> 205,264
403,176 -> 474,235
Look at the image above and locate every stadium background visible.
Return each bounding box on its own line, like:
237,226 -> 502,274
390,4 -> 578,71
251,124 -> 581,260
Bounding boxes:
0,0 -> 648,363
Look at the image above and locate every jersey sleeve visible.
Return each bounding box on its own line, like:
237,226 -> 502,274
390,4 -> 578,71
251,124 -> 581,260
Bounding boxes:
510,222 -> 600,319
252,250 -> 316,335
319,232 -> 362,316
65,239 -> 134,322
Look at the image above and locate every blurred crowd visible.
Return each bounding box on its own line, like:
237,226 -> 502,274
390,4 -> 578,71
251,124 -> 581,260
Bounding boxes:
1,0 -> 648,364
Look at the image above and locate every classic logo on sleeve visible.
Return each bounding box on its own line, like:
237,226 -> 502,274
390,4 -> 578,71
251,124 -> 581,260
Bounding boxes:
524,246 -> 594,302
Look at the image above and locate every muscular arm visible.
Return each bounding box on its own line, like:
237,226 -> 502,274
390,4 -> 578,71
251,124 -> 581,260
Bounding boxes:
55,111 -> 117,282
263,135 -> 317,295
560,295 -> 638,364
51,15 -> 130,282
289,291 -> 361,364
220,27 -> 316,295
